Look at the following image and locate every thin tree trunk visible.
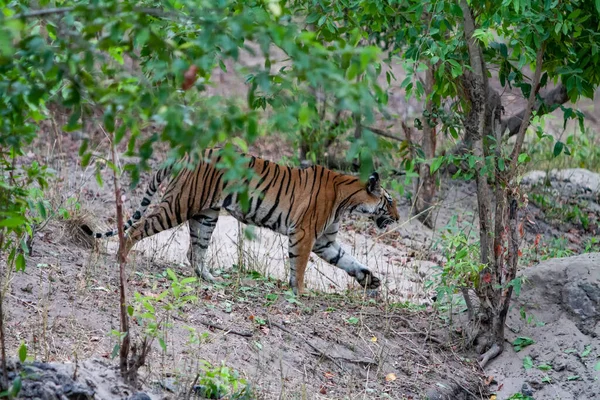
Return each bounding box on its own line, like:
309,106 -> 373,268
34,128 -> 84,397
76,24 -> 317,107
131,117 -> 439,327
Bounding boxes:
111,139 -> 130,380
413,61 -> 437,228
0,231 -> 7,392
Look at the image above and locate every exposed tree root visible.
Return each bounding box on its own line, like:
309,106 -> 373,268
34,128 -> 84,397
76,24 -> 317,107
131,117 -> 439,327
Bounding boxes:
478,343 -> 501,368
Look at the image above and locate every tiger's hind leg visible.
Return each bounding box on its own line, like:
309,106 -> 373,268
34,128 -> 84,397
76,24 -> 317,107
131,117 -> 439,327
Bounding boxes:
312,223 -> 381,290
188,208 -> 221,282
287,232 -> 315,296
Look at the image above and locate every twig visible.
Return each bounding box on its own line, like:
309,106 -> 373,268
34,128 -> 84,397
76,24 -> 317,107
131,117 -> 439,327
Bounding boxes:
198,319 -> 253,337
185,373 -> 201,400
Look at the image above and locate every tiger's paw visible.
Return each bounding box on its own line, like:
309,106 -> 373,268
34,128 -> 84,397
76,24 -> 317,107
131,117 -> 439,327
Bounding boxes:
195,268 -> 224,284
356,269 -> 381,290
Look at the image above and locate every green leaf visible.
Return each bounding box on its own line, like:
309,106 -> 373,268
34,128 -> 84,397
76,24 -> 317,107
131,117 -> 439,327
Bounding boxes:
346,62 -> 359,80
523,356 -> 533,369
513,336 -> 535,352
166,268 -> 177,282
518,153 -> 529,163
10,376 -> 21,397
0,216 -> 27,228
537,363 -> 552,371
111,343 -> 120,359
430,157 -> 443,174
103,109 -> 115,133
553,141 -> 564,157
15,253 -> 26,272
347,317 -> 359,325
159,338 -> 167,351
127,305 -> 134,316
298,105 -> 311,127
580,345 -> 592,357
18,342 -> 27,363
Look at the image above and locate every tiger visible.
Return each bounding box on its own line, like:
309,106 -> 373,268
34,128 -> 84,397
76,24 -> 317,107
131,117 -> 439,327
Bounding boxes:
81,148 -> 400,295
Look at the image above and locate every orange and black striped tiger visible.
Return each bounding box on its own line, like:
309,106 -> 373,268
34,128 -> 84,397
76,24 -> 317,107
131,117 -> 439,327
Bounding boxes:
82,148 -> 400,295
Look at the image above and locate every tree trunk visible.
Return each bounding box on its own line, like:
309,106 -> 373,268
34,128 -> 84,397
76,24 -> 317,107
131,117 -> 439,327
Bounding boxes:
460,0 -> 502,364
460,0 -> 547,367
413,62 -> 437,228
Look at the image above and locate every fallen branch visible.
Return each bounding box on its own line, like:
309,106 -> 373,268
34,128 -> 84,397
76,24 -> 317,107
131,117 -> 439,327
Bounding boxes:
198,319 -> 253,337
308,351 -> 377,367
364,312 -> 445,346
269,320 -> 376,369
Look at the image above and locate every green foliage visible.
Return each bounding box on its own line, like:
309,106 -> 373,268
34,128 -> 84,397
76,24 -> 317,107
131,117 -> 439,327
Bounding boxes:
195,360 -> 252,400
130,268 -> 198,353
507,394 -> 534,400
429,215 -> 485,304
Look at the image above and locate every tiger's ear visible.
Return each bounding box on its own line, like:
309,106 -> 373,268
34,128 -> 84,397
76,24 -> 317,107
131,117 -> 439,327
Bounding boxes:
366,172 -> 381,196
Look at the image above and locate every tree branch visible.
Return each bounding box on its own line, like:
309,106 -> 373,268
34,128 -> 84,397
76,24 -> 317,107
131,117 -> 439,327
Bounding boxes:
12,6 -> 175,20
507,41 -> 546,173
362,125 -> 404,142
501,83 -> 567,139
12,7 -> 74,18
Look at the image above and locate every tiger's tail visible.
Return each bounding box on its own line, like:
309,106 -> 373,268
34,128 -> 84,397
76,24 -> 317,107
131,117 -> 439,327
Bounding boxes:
81,163 -> 174,239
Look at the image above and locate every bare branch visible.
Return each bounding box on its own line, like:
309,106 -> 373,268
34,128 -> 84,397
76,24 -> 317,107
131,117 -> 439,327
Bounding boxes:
11,6 -> 175,20
362,125 -> 404,142
12,7 -> 74,19
501,84 -> 567,138
507,42 -> 546,173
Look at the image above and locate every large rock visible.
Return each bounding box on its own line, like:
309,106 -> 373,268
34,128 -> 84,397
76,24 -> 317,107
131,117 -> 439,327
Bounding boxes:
515,253 -> 600,335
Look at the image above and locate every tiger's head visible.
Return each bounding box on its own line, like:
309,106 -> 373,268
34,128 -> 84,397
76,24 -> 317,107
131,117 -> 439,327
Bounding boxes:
353,172 -> 400,230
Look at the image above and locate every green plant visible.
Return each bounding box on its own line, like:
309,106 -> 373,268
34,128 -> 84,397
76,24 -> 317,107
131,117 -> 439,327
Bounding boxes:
428,216 -> 484,321
507,394 -> 534,400
127,268 -> 198,358
194,360 -> 252,400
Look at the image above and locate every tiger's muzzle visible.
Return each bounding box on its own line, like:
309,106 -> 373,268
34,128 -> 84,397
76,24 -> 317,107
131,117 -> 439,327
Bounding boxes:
375,216 -> 395,230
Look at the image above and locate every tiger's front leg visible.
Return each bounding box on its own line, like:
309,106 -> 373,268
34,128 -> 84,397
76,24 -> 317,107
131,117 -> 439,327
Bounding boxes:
312,230 -> 381,290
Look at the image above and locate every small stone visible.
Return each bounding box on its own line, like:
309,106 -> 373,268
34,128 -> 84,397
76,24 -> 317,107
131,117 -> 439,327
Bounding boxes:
521,382 -> 535,396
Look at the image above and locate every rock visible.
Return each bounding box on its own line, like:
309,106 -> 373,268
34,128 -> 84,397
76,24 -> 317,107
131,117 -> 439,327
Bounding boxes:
562,282 -> 597,322
158,377 -> 178,393
517,253 -> 600,334
129,393 -> 152,400
521,382 -> 535,396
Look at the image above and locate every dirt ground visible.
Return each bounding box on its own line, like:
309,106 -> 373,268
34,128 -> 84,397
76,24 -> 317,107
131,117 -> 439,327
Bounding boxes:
3,49 -> 600,400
